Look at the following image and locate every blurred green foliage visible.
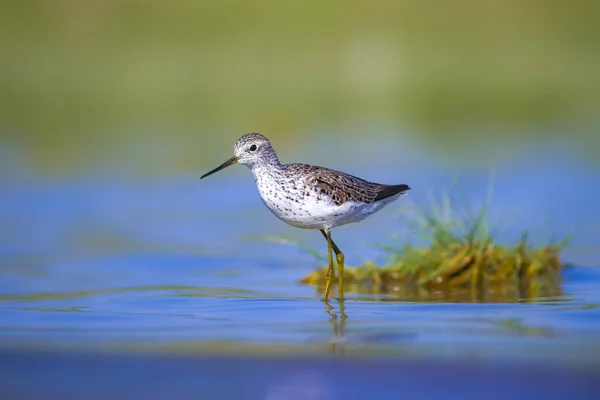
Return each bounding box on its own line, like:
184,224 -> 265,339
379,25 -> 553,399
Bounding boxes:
0,1 -> 598,171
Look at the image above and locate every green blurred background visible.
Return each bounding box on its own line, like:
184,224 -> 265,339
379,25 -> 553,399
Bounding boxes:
1,0 -> 598,174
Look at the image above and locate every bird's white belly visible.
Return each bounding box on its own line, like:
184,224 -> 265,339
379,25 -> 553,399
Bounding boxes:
258,190 -> 399,230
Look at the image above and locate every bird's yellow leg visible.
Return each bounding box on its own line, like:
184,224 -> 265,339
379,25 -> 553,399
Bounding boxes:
320,229 -> 345,303
336,250 -> 345,303
321,229 -> 334,302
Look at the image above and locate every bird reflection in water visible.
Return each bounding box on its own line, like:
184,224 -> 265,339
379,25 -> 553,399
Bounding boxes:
324,300 -> 347,356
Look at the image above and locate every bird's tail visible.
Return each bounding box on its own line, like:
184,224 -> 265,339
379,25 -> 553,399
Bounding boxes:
374,184 -> 410,201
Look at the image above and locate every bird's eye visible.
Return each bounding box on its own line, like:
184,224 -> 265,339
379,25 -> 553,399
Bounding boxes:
249,144 -> 257,151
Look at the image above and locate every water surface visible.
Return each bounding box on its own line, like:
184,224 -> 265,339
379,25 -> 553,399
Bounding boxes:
1,138 -> 599,396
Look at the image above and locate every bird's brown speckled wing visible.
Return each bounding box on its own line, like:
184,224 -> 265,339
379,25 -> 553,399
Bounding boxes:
286,164 -> 410,206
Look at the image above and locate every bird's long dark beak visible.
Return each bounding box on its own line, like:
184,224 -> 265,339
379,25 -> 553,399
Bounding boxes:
200,156 -> 239,179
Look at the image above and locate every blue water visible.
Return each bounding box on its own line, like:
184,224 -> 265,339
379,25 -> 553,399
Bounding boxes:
1,136 -> 600,396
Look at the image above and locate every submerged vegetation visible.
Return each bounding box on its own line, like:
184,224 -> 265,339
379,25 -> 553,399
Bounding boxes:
301,191 -> 567,302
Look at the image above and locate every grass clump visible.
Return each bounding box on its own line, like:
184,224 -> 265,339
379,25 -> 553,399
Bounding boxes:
301,190 -> 567,302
